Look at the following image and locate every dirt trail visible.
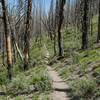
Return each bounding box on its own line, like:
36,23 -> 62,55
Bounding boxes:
43,44 -> 70,100
47,66 -> 70,100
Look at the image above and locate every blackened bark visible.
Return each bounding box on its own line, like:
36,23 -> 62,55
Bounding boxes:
54,33 -> 56,55
58,0 -> 66,56
24,0 -> 32,70
81,0 -> 89,49
97,0 -> 100,43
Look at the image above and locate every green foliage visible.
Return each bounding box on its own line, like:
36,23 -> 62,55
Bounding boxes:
7,66 -> 52,95
0,14 -> 99,99
7,73 -> 30,94
13,59 -> 23,75
30,45 -> 43,64
92,15 -> 98,34
29,67 -> 52,92
63,15 -> 98,50
64,27 -> 81,51
0,69 -> 7,85
0,37 -> 52,99
94,67 -> 100,76
94,67 -> 100,85
0,66 -> 52,99
59,66 -> 73,80
51,47 -> 100,99
0,96 -> 7,100
32,92 -> 51,100
0,92 -> 51,100
44,37 -> 54,57
95,87 -> 100,98
71,51 -> 82,64
70,77 -> 97,99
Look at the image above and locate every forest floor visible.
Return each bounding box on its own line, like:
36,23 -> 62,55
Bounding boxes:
44,39 -> 100,100
0,39 -> 100,100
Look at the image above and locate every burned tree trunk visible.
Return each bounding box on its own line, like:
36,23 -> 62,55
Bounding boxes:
1,0 -> 13,80
97,0 -> 100,43
57,0 -> 66,56
81,0 -> 89,49
24,0 -> 32,70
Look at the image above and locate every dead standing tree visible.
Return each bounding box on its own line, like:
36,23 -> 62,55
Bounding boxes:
57,0 -> 66,57
1,0 -> 13,80
23,0 -> 32,70
97,0 -> 100,43
81,0 -> 89,49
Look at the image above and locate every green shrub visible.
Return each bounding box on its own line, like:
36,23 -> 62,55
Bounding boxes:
7,73 -> 29,94
0,70 -> 7,85
30,71 -> 52,92
32,92 -> 51,100
7,67 -> 52,95
71,51 -> 82,64
59,67 -> 72,80
94,67 -> 100,76
0,96 -> 7,100
71,77 -> 97,99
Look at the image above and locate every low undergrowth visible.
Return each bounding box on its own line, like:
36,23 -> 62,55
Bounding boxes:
0,66 -> 52,100
50,48 -> 100,100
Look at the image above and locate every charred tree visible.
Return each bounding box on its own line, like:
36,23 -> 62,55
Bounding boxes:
57,0 -> 66,56
23,0 -> 32,70
1,0 -> 13,80
81,0 -> 89,49
97,0 -> 100,43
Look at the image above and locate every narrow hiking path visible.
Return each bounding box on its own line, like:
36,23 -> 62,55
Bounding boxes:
43,44 -> 70,100
47,66 -> 70,100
